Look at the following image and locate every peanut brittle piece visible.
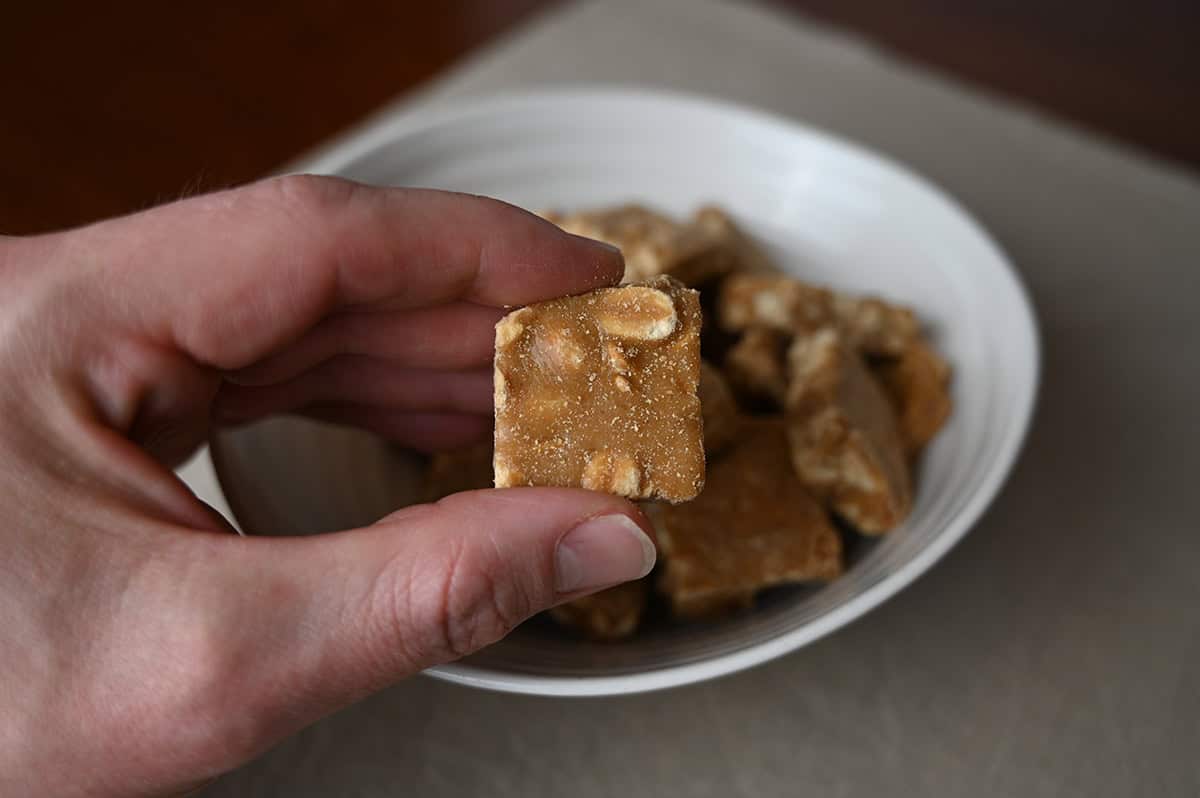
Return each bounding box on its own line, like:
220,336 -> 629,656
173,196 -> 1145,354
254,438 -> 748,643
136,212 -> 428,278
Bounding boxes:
833,294 -> 920,357
547,204 -> 736,286
699,361 -> 740,456
650,419 -> 842,619
785,328 -> 912,534
718,274 -> 920,358
724,327 -> 789,406
544,204 -> 675,250
493,276 -> 705,502
421,442 -> 494,502
717,273 -> 833,334
548,579 -> 649,641
873,340 -> 953,457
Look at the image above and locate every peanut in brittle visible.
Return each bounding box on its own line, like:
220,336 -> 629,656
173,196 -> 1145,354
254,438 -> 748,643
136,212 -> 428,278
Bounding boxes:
724,327 -> 789,407
717,273 -> 834,334
833,294 -> 920,357
719,273 -> 921,358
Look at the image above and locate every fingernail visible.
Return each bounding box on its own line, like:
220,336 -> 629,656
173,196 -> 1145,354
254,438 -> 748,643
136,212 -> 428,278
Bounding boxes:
555,514 -> 656,594
569,232 -> 622,256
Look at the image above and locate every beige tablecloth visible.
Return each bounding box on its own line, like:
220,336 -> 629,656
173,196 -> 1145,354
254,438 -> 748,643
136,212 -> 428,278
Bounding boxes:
200,1 -> 1200,795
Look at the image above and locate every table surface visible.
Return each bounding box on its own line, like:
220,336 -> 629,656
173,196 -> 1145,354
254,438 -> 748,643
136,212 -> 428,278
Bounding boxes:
2,1 -> 1197,235
169,1 -> 1199,796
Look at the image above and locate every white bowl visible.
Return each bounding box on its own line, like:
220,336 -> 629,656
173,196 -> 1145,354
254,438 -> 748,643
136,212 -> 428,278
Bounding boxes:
204,88 -> 1039,696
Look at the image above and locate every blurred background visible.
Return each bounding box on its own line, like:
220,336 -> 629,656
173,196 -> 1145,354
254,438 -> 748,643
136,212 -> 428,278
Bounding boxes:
2,0 -> 1197,235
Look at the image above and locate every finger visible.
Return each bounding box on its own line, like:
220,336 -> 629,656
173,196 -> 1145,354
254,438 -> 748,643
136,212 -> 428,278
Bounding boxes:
74,175 -> 623,370
167,489 -> 655,769
227,301 -> 505,387
294,407 -> 490,452
215,358 -> 493,421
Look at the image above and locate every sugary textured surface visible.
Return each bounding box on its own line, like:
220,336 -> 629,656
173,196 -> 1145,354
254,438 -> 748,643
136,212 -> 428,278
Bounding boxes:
698,361 -> 740,456
548,579 -> 649,640
545,204 -> 736,286
493,275 -> 705,502
650,419 -> 843,618
724,327 -> 789,406
421,442 -> 493,502
874,340 -> 953,457
785,328 -> 912,534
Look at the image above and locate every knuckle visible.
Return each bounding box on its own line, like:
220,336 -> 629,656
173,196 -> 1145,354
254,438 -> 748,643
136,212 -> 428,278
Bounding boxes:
261,173 -> 358,220
398,536 -> 537,665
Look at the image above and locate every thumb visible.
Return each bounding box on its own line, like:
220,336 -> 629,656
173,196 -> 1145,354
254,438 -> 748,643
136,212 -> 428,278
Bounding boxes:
167,488 -> 654,770
332,489 -> 657,671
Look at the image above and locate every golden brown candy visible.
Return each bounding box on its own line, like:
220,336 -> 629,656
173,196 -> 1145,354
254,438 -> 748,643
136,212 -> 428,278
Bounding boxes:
873,340 -> 953,458
545,204 -> 736,286
549,580 -> 649,640
651,419 -> 842,618
785,328 -> 912,534
493,276 -> 705,503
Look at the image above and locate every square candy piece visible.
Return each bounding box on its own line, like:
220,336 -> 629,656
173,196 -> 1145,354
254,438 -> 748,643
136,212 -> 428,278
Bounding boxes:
493,275 -> 705,502
650,418 -> 843,618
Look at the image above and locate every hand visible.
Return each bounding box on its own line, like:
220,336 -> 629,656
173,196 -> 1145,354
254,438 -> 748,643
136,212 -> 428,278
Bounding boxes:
0,176 -> 656,797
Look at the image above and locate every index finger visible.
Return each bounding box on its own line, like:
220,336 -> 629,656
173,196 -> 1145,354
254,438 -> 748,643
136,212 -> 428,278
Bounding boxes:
72,175 -> 623,369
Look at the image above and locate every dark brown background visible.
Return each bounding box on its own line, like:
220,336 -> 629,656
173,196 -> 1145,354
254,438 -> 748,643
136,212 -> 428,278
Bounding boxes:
2,1 -> 1197,235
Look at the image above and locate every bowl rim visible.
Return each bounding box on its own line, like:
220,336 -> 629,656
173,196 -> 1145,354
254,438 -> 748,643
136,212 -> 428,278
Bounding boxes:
258,86 -> 1042,696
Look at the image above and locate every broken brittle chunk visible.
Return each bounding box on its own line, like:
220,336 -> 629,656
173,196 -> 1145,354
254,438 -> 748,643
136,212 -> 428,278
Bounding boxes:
493,275 -> 705,503
873,340 -> 953,458
698,361 -> 740,456
545,204 -> 736,286
541,204 -> 676,255
549,579 -> 649,640
717,273 -> 834,334
785,328 -> 912,534
724,327 -> 789,406
833,294 -> 920,357
718,273 -> 920,358
650,418 -> 843,619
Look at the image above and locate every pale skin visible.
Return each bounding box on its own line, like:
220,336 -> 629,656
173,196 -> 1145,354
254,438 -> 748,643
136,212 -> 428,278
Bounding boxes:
0,175 -> 657,797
